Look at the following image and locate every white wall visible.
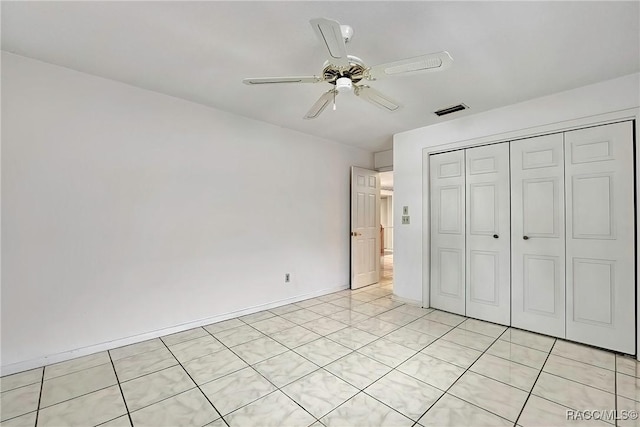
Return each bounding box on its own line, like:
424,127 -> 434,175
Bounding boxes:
1,53 -> 373,374
374,149 -> 393,171
393,73 -> 640,305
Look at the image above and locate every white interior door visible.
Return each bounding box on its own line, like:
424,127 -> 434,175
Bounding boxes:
351,167 -> 380,289
565,121 -> 635,354
511,133 -> 566,338
465,143 -> 511,325
430,150 -> 466,315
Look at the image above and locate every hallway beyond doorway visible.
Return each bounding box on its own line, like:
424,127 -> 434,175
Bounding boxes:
380,252 -> 393,289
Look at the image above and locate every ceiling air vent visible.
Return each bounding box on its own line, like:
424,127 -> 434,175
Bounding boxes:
434,103 -> 468,117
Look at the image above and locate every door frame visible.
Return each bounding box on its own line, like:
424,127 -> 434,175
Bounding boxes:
421,107 -> 640,357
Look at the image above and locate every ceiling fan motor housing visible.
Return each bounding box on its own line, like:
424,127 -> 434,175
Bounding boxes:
322,55 -> 366,85
336,77 -> 353,92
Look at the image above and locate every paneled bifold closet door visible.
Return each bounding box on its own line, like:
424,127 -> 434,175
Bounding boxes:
510,134 -> 566,338
465,143 -> 511,325
564,121 -> 635,354
430,150 -> 466,316
428,121 -> 635,353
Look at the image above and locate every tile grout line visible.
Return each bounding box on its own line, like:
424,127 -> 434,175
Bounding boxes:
157,339 -> 231,427
224,316 -> 367,425
28,372 -> 133,419
222,306 -> 370,423
230,290 -> 398,351
33,367 -> 45,427
199,320 -> 323,425
528,352 -> 624,423
276,375 -> 325,425
468,338 -> 551,371
110,350 -> 177,384
319,383 -> 402,424
615,356 -> 618,427
499,325 -> 558,348
270,301 -> 411,364
108,350 -> 135,427
202,300 -> 480,424
319,321 -> 511,426
205,312 -> 330,372
540,366 -> 617,396
37,359 -> 118,380
551,347 -> 622,373
510,343 -> 620,425
300,361 -> 414,425
160,330 -> 219,348
353,342 -> 448,425
220,346 -> 322,424
513,339 -> 557,426
409,326 -> 512,426
430,328 -> 529,422
441,328 -> 556,392
309,303 -> 443,354
198,291 -> 418,424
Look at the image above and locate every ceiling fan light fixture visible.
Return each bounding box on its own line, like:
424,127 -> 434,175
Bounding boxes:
340,25 -> 354,43
335,77 -> 353,92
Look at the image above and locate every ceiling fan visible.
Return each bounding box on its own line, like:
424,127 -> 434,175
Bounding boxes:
243,18 -> 453,120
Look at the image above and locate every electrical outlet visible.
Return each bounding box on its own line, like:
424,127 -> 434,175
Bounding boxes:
402,215 -> 410,224
285,273 -> 291,283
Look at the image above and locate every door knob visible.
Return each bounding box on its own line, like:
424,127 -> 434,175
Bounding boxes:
351,232 -> 361,237
493,234 -> 499,239
523,236 -> 529,240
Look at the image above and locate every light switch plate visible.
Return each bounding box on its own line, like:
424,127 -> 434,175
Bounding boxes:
403,206 -> 409,215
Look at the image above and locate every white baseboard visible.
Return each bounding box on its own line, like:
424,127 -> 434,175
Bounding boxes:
390,294 -> 422,306
1,285 -> 349,376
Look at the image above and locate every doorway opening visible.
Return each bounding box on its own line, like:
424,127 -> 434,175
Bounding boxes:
380,170 -> 394,290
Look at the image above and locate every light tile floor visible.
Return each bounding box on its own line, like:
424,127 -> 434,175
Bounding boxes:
2,275 -> 639,426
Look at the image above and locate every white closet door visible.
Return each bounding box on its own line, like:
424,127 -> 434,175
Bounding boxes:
465,143 -> 511,325
430,150 -> 466,316
511,134 -> 566,337
565,121 -> 635,354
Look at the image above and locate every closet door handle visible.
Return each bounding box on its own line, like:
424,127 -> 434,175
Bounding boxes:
523,236 -> 529,240
493,234 -> 499,239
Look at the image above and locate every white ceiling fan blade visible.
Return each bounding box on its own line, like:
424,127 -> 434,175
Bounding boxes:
243,76 -> 322,85
355,85 -> 401,112
310,18 -> 349,67
304,89 -> 337,120
368,51 -> 453,80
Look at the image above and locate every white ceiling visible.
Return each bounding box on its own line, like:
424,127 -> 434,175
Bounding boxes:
2,2 -> 638,152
